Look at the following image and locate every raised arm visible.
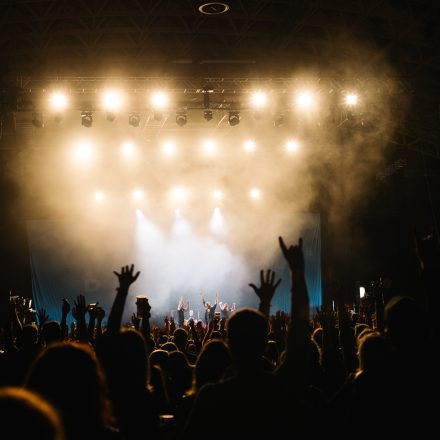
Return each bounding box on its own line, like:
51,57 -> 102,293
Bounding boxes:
107,264 -> 140,334
72,294 -> 88,343
249,269 -> 282,317
60,298 -> 70,340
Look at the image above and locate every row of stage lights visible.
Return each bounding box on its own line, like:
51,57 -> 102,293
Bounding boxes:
92,187 -> 262,205
73,138 -> 300,163
32,88 -> 360,128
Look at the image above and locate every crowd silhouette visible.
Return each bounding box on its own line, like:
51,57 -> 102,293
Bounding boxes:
0,234 -> 438,439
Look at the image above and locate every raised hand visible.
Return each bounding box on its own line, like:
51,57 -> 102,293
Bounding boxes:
131,312 -> 141,330
249,269 -> 282,304
279,236 -> 305,277
37,308 -> 49,326
96,306 -> 105,322
113,264 -> 140,291
72,294 -> 87,320
87,302 -> 99,320
62,298 -> 70,316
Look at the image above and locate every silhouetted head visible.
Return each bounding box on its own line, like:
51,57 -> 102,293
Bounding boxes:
195,340 -> 232,391
0,387 -> 64,440
173,328 -> 188,351
311,327 -> 323,349
227,308 -> 268,366
17,324 -> 38,349
150,349 -> 169,372
107,329 -> 149,390
26,342 -> 109,432
354,324 -> 370,340
168,351 -> 192,399
211,330 -> 223,339
161,341 -> 178,352
42,321 -> 61,345
264,340 -> 279,366
357,333 -> 392,376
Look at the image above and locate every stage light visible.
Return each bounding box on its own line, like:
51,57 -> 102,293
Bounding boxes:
202,140 -> 216,154
212,190 -> 223,200
175,208 -> 181,217
296,90 -> 315,110
204,110 -> 213,121
122,142 -> 135,158
81,111 -> 93,127
359,286 -> 366,299
129,112 -> 141,127
32,112 -> 44,128
162,141 -> 175,156
228,111 -> 240,126
244,140 -> 255,152
176,111 -> 187,127
74,141 -> 93,162
49,92 -> 68,111
286,140 -> 299,153
250,91 -> 267,108
102,89 -> 124,112
132,189 -> 143,201
345,93 -> 358,106
150,91 -> 169,109
273,114 -> 284,127
210,207 -> 227,235
250,188 -> 261,199
172,186 -> 187,202
94,191 -> 104,202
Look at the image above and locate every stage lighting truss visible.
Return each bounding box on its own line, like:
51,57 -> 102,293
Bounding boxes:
228,111 -> 240,126
176,110 -> 187,127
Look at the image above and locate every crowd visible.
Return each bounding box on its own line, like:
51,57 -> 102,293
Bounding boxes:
0,234 -> 438,439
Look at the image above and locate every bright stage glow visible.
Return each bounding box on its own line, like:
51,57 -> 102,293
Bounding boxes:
359,286 -> 366,299
202,140 -> 216,155
102,89 -> 124,111
135,208 -> 143,217
345,93 -> 358,106
286,140 -> 299,153
212,190 -> 223,200
250,91 -> 267,108
172,186 -> 188,203
122,142 -> 135,157
73,141 -> 94,163
210,207 -> 227,235
296,90 -> 315,109
151,91 -> 169,109
132,189 -> 143,201
244,140 -> 256,152
162,141 -> 175,156
250,188 -> 261,199
94,191 -> 104,202
49,92 -> 68,111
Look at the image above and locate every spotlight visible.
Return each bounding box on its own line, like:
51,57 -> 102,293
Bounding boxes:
132,189 -> 143,201
249,188 -> 261,199
81,111 -> 93,128
244,140 -> 256,152
176,111 -> 187,127
129,112 -> 141,127
296,90 -> 315,110
122,142 -> 135,158
250,91 -> 267,108
49,92 -> 68,111
32,112 -> 44,128
286,140 -> 299,153
150,91 -> 169,109
345,93 -> 358,106
228,111 -> 240,126
172,186 -> 187,202
359,286 -> 366,299
212,190 -> 223,200
74,141 -> 93,162
202,140 -> 216,154
94,191 -> 104,202
204,110 -> 213,121
162,141 -> 175,156
102,89 -> 124,112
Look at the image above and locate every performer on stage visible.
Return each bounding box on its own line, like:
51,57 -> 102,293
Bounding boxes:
200,291 -> 218,325
177,296 -> 189,328
219,302 -> 236,320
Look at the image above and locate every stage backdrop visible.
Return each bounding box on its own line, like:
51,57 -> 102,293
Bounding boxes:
28,214 -> 321,325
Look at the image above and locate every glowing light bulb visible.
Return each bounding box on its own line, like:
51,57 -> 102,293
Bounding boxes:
244,140 -> 256,152
250,188 -> 261,199
251,91 -> 267,108
345,93 -> 358,106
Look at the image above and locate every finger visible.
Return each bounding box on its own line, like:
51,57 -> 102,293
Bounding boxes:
265,269 -> 270,284
270,270 -> 275,285
133,271 -> 140,281
279,236 -> 289,259
130,264 -> 134,274
274,278 -> 282,289
113,271 -> 119,277
298,237 -> 303,249
260,270 -> 264,286
249,283 -> 258,292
